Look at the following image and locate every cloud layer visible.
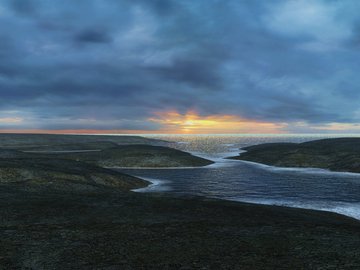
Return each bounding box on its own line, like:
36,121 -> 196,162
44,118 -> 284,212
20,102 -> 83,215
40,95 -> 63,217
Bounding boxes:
1,0 -> 360,133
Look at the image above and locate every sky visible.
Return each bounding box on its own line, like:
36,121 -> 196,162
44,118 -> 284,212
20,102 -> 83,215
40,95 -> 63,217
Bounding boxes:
1,0 -> 360,134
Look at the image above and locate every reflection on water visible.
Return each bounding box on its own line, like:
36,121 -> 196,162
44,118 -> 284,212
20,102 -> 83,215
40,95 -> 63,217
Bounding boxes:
148,134 -> 354,158
120,134 -> 360,219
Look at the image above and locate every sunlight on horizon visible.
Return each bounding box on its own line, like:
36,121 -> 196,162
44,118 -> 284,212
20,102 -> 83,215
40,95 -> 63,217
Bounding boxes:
148,111 -> 286,134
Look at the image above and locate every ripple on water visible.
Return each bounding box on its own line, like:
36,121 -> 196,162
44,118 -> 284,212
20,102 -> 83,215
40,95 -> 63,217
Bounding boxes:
124,134 -> 360,220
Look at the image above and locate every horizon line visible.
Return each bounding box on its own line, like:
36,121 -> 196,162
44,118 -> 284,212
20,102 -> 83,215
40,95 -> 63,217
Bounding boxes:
0,131 -> 360,136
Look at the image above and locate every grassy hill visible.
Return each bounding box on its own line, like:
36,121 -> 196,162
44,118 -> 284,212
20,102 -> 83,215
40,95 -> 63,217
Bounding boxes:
0,134 -> 164,149
0,134 -> 213,168
230,138 -> 360,173
30,144 -> 214,167
0,134 -> 213,193
0,157 -> 148,193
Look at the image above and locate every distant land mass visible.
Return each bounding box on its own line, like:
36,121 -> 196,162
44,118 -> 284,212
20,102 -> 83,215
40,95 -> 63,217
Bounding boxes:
230,138 -> 360,173
4,144 -> 214,168
0,134 -> 213,193
0,133 -> 164,148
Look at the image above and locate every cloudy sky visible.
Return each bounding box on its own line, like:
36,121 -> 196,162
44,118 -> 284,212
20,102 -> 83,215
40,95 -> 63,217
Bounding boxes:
1,0 -> 360,134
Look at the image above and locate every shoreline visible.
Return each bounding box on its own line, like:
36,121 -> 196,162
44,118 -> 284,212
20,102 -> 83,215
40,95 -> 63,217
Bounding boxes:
134,176 -> 360,221
233,158 -> 360,177
130,174 -> 360,222
132,177 -> 170,192
106,151 -> 241,170
131,175 -> 360,221
126,156 -> 360,220
106,161 -> 238,170
107,166 -> 209,170
228,197 -> 360,221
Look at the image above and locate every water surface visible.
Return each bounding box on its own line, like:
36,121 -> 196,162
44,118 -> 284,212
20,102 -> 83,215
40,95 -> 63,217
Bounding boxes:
119,134 -> 360,220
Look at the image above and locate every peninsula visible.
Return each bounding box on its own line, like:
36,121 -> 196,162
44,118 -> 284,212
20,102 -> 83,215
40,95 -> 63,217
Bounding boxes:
230,137 -> 360,173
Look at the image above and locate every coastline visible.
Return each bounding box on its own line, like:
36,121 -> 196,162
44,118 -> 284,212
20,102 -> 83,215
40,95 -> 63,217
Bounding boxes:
234,158 -> 360,177
107,166 -> 210,170
227,196 -> 360,221
132,177 -> 170,192
123,152 -> 360,220
229,138 -> 360,174
132,174 -> 360,221
129,171 -> 360,220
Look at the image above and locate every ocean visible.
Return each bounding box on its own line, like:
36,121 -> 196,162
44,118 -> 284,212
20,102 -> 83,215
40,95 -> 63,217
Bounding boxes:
118,134 -> 360,220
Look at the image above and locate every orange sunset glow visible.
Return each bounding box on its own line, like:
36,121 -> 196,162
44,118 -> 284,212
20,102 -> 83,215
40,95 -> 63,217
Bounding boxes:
0,111 -> 287,134
148,111 -> 286,134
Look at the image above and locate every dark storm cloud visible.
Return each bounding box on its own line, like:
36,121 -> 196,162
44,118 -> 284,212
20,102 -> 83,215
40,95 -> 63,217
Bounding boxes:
146,58 -> 223,89
74,29 -> 113,44
9,0 -> 36,15
1,0 -> 360,131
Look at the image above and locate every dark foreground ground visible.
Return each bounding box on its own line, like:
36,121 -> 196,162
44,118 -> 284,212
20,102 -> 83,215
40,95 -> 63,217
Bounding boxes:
1,187 -> 360,269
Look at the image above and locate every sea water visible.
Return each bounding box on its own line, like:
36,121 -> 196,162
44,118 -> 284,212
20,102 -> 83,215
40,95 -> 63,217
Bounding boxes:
120,134 -> 360,220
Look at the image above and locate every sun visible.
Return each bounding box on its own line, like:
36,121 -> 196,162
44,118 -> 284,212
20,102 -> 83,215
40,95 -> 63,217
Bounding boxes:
148,110 -> 286,134
184,120 -> 195,126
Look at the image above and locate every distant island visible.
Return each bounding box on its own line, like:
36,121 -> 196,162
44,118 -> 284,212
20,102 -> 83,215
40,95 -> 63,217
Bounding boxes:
230,137 -> 360,173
